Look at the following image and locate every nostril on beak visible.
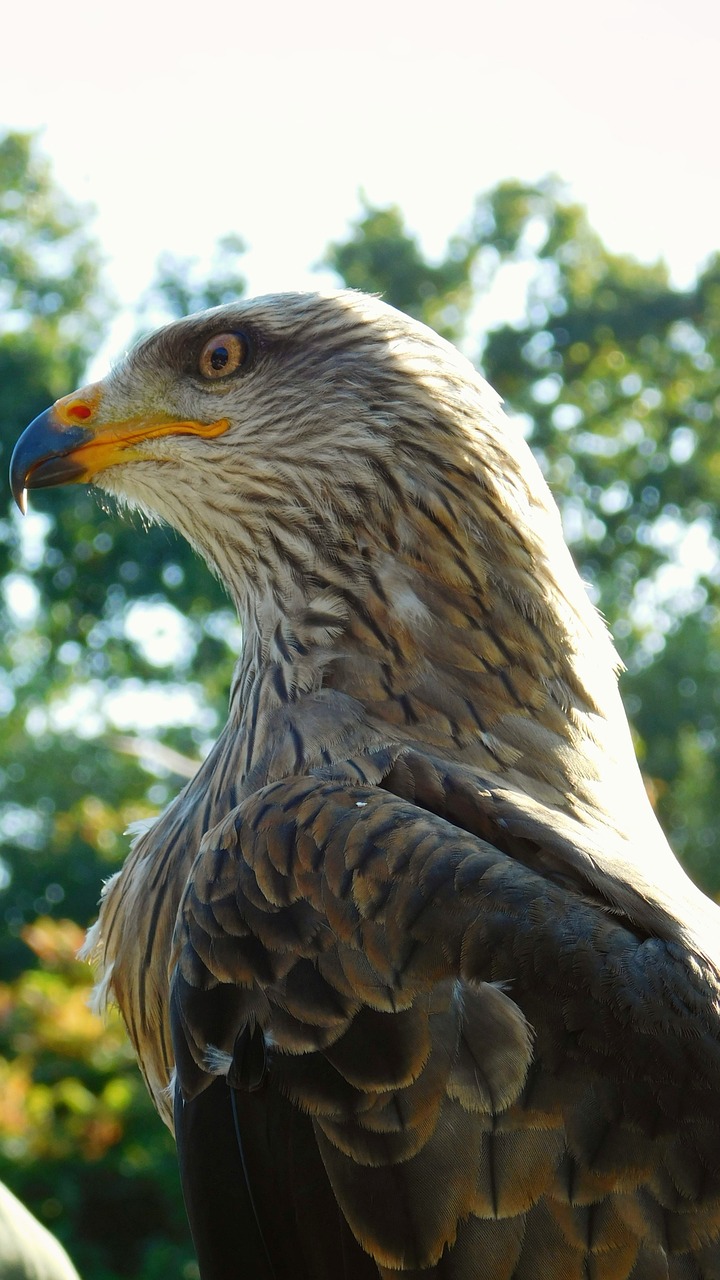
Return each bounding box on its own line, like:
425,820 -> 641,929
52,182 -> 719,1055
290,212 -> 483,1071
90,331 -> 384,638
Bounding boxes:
65,402 -> 94,423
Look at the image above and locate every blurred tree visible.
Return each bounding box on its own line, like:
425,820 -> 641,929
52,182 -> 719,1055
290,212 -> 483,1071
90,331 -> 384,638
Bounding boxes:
475,181 -> 720,886
0,128 -> 113,971
325,196 -> 477,340
137,232 -> 248,323
0,131 -> 202,1278
0,918 -> 195,1278
0,132 -> 107,424
325,184 -> 720,892
0,142 -> 247,980
3,137 -> 720,1277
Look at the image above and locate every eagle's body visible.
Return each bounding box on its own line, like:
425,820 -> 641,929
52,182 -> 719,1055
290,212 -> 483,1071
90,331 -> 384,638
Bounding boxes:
11,292 -> 720,1278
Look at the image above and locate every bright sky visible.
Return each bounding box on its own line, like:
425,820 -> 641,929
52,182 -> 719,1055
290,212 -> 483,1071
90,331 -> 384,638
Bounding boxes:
3,0 -> 719,746
3,0 -> 719,370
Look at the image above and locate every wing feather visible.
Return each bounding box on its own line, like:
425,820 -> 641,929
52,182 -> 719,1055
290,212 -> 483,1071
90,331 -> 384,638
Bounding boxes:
169,775 -> 720,1276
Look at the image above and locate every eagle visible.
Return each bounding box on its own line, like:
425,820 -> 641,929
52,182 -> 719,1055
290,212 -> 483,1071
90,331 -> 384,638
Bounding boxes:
10,291 -> 720,1279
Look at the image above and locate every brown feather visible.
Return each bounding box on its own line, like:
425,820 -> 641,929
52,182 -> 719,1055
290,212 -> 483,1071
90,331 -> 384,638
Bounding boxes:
37,290 -> 718,1277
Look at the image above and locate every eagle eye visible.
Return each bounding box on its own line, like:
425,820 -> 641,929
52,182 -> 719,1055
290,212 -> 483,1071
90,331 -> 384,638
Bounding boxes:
198,332 -> 249,380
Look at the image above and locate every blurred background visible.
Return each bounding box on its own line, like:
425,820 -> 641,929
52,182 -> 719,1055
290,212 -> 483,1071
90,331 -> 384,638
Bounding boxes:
1,0 -> 720,1274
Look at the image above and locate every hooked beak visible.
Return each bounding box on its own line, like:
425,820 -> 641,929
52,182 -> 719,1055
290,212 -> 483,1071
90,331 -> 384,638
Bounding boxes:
10,408 -> 93,514
10,383 -> 230,514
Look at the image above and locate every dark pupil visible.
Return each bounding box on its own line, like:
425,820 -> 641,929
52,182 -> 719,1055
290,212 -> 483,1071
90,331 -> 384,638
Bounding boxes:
210,345 -> 229,371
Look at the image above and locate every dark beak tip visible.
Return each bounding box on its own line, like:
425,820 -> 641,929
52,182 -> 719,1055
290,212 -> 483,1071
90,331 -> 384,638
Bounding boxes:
9,408 -> 92,511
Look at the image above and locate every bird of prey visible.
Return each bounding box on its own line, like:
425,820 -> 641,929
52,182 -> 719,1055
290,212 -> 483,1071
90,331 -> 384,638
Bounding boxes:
10,292 -> 720,1279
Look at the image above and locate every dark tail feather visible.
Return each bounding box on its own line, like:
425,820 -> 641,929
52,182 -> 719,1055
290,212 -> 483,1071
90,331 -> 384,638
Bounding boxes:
174,1074 -> 379,1279
174,1076 -> 277,1280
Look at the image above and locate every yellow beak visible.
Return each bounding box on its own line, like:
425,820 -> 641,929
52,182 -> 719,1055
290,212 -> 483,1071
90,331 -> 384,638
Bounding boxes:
10,383 -> 229,513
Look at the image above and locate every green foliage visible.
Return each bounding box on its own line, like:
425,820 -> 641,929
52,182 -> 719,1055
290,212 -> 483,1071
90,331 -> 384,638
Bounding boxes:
325,196 -> 476,340
0,919 -> 196,1278
137,233 -> 248,327
324,184 -> 720,894
0,131 -> 201,1275
2,134 -> 720,1275
0,138 -> 246,976
0,133 -> 108,441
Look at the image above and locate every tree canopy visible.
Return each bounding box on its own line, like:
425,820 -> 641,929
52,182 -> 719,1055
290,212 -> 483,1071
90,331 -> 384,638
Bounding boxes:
326,184 -> 720,882
1,136 -> 719,1276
